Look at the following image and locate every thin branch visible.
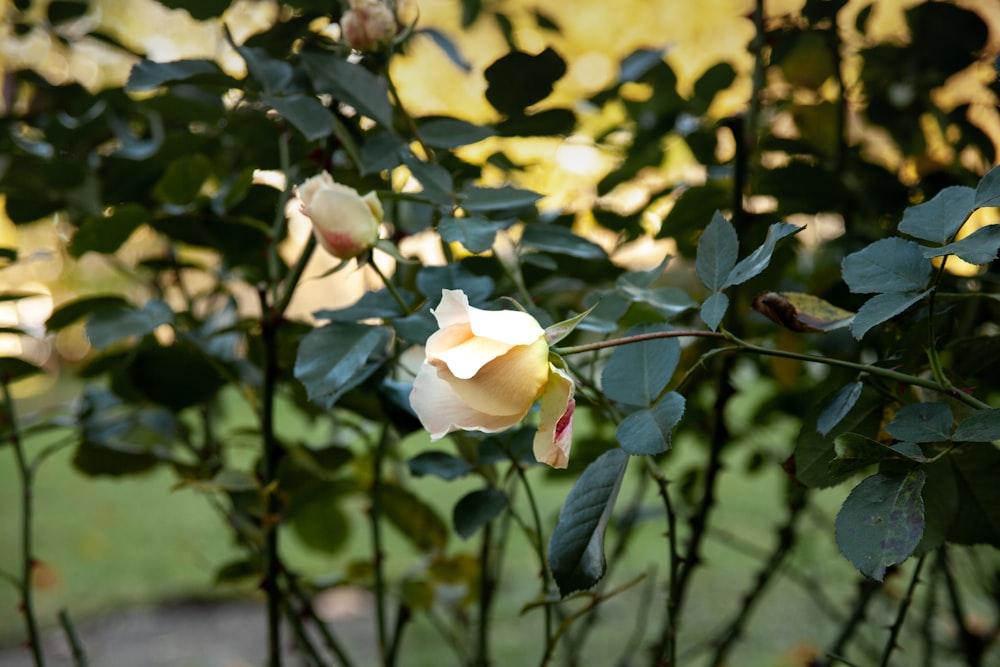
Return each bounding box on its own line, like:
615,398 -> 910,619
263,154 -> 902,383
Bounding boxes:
708,480 -> 807,665
2,377 -> 45,667
879,556 -> 927,667
58,609 -> 88,667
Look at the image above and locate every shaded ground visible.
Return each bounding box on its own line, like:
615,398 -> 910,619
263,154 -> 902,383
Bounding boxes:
0,590 -> 377,667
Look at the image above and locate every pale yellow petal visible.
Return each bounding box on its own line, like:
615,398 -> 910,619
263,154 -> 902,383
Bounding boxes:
534,365 -> 575,469
410,362 -> 524,438
438,337 -> 550,416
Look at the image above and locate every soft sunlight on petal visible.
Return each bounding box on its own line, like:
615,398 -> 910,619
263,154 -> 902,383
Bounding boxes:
431,334 -> 515,379
410,362 -> 525,438
438,338 -> 550,416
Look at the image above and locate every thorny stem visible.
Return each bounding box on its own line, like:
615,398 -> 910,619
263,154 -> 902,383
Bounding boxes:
284,573 -> 355,667
649,464 -> 680,667
817,576 -> 883,667
258,286 -> 284,667
708,480 -> 807,665
58,609 -> 87,667
475,522 -> 494,667
369,256 -> 411,315
2,377 -> 45,667
280,592 -> 326,667
939,547 -> 984,666
879,556 -> 927,667
656,355 -> 735,665
557,329 -> 993,411
370,424 -> 392,666
505,458 -> 554,665
274,235 -> 317,318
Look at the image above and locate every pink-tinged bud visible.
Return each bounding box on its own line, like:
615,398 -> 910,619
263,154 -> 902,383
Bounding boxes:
341,0 -> 397,52
297,171 -> 382,259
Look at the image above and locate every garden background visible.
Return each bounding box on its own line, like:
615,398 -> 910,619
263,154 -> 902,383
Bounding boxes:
2,0 -> 1000,665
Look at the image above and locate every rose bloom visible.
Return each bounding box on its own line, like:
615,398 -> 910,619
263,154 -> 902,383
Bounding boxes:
297,172 -> 382,259
410,289 -> 575,468
341,0 -> 397,52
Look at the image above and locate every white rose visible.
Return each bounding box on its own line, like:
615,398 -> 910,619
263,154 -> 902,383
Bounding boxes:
341,0 -> 397,53
297,172 -> 382,260
409,289 -> 575,468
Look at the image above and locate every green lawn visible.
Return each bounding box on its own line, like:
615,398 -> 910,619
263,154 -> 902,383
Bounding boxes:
5,378 -> 990,666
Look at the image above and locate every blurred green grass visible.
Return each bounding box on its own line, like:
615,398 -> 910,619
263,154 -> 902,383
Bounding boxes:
0,376 -> 903,666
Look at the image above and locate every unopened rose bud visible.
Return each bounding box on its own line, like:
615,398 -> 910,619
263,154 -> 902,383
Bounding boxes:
341,0 -> 397,52
297,171 -> 382,259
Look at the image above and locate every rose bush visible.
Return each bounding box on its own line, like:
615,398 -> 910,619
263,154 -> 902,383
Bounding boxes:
297,171 -> 382,259
409,289 -> 575,468
340,0 -> 397,53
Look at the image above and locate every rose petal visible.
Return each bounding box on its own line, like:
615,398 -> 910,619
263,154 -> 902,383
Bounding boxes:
466,306 -> 545,346
431,332 -> 516,379
431,290 -> 544,347
410,362 -> 525,438
431,290 -> 474,329
533,365 -> 575,469
437,337 -> 549,416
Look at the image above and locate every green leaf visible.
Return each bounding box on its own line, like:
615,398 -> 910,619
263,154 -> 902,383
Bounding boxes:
973,164 -> 1000,210
153,0 -> 230,20
294,322 -> 391,409
234,43 -> 292,94
438,216 -> 502,253
953,408 -> 1000,442
921,224 -> 1000,265
617,284 -> 697,320
828,435 -> 925,477
301,51 -> 394,128
416,264 -> 494,303
657,183 -> 731,246
70,205 -> 148,257
380,482 -> 448,552
696,211 -> 738,291
817,381 -> 864,436
149,215 -> 271,271
408,451 -> 474,480
47,295 -> 129,332
601,323 -> 679,406
402,153 -> 453,204
47,0 -> 89,23
835,470 -> 926,581
842,238 -> 931,293
418,117 -> 495,148
795,386 -> 882,488
85,300 -> 173,349
126,59 -> 231,91
545,302 -> 598,346
453,488 -> 507,539
484,47 -> 566,115
885,402 -> 953,443
898,186 -> 975,244
460,185 -> 543,212
287,494 -> 351,554
700,292 -> 728,331
548,448 -> 628,596
154,154 -> 213,205
0,357 -> 43,383
496,108 -> 576,137
945,445 -> 1000,546
615,392 -> 685,456
129,342 -> 228,410
723,222 -> 801,287
315,288 -> 416,322
264,94 -> 332,142
520,224 -> 607,260
849,289 -> 930,339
